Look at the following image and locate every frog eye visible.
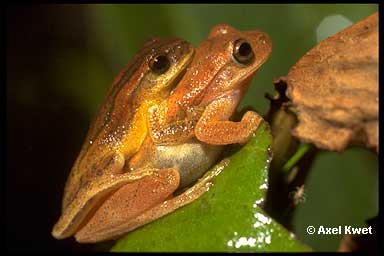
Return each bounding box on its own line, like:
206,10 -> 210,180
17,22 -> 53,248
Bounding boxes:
149,55 -> 171,74
233,39 -> 254,64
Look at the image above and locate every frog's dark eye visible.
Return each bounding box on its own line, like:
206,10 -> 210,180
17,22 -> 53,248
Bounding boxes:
233,39 -> 254,64
149,55 -> 171,74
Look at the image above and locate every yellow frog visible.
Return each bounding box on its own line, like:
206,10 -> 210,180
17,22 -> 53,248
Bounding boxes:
69,24 -> 272,243
52,37 -> 194,240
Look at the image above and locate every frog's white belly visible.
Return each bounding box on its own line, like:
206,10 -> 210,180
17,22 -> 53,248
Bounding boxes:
148,139 -> 223,188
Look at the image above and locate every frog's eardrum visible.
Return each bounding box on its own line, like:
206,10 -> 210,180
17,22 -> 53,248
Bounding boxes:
286,12 -> 378,152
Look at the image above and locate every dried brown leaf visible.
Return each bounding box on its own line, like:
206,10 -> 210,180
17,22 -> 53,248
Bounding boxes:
286,12 -> 378,152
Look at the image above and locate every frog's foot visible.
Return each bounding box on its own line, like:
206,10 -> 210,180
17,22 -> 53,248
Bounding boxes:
74,168 -> 180,243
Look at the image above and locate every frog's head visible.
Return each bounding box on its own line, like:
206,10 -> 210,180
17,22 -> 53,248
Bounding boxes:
203,24 -> 272,98
141,38 -> 194,99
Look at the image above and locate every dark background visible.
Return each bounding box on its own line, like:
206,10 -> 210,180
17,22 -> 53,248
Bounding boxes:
6,4 -> 378,252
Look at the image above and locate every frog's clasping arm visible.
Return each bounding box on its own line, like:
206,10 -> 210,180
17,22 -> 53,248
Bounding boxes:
195,92 -> 263,145
148,90 -> 263,146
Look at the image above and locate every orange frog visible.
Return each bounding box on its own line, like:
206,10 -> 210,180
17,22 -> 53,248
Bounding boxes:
71,24 -> 272,243
51,38 -> 194,241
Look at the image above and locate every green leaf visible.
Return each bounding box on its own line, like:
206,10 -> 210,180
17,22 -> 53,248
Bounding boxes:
112,122 -> 311,252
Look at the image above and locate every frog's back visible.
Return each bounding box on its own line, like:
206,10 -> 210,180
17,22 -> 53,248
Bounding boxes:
61,38 -> 190,210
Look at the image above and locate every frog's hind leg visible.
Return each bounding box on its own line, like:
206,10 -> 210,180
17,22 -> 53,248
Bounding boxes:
52,163 -> 156,240
112,158 -> 229,241
74,168 -> 180,243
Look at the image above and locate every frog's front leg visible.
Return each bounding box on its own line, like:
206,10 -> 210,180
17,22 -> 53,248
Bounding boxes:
195,91 -> 263,145
74,167 -> 181,243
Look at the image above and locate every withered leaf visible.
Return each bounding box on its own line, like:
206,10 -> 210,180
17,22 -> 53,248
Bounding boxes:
286,12 -> 378,152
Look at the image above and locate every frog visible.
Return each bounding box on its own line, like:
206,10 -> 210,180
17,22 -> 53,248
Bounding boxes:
51,37 -> 194,241
72,24 -> 272,243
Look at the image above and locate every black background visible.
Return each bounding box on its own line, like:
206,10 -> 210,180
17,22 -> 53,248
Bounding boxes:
6,5 -> 97,252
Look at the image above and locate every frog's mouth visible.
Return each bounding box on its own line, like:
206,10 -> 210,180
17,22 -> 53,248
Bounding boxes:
169,66 -> 189,92
168,50 -> 195,92
155,53 -> 194,99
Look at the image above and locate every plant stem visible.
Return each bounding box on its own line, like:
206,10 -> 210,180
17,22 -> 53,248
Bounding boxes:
282,143 -> 313,174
